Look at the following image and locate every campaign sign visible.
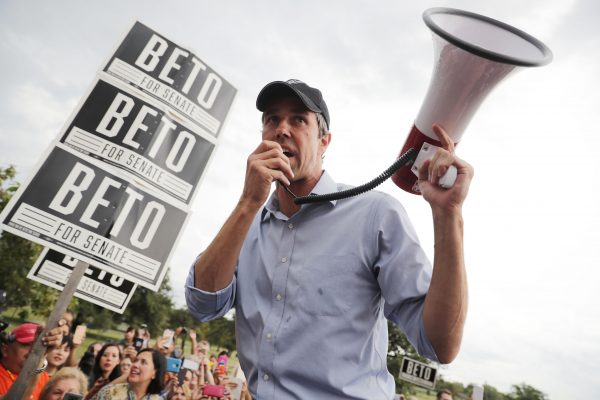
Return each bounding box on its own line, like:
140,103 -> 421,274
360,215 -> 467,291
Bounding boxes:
103,21 -> 236,137
28,248 -> 136,313
60,77 -> 215,204
0,144 -> 189,291
399,357 -> 438,389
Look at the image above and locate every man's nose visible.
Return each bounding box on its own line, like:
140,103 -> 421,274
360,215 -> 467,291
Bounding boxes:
275,118 -> 291,138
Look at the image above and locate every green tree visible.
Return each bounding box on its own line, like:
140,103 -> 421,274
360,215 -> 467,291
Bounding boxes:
168,308 -> 195,330
482,383 -> 510,400
0,166 -> 18,209
194,316 -> 236,352
508,383 -> 547,400
0,166 -> 57,320
74,300 -> 119,332
438,379 -> 466,399
387,321 -> 432,394
122,272 -> 174,335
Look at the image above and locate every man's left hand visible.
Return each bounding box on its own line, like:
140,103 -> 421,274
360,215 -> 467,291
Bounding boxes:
417,124 -> 474,213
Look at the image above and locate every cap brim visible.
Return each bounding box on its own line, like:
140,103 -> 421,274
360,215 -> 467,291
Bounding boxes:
256,81 -> 321,113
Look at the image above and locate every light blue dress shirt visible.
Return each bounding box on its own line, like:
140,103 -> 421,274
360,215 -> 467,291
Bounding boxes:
186,171 -> 438,400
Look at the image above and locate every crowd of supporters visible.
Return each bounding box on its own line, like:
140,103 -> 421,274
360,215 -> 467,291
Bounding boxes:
0,312 -> 250,400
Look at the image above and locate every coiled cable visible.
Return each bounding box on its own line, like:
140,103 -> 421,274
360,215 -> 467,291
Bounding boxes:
291,147 -> 418,204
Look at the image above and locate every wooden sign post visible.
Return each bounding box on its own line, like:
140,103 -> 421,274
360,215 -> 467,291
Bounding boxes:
3,260 -> 88,400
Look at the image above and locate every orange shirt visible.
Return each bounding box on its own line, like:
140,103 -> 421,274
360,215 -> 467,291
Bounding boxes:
0,362 -> 50,400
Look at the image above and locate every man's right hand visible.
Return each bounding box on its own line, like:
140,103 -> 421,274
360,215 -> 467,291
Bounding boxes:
241,140 -> 293,208
192,141 -> 292,293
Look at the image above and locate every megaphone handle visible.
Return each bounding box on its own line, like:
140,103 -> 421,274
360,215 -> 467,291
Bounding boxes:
438,165 -> 457,188
411,142 -> 458,189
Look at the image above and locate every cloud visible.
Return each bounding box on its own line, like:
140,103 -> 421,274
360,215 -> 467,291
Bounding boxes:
0,83 -> 77,172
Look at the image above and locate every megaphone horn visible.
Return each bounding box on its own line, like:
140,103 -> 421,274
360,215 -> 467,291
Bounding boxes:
292,8 -> 552,205
392,7 -> 553,194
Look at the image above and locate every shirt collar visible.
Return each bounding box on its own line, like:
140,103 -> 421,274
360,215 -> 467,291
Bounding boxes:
261,170 -> 338,222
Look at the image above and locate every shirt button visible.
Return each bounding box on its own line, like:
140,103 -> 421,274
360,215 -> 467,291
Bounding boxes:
266,332 -> 273,340
288,223 -> 294,229
281,257 -> 287,263
263,373 -> 270,381
275,293 -> 282,301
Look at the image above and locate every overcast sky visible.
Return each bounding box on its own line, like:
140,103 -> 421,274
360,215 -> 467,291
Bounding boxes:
1,0 -> 599,398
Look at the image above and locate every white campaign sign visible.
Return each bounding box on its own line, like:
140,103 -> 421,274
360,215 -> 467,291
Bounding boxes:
1,21 -> 235,297
0,144 -> 189,291
59,76 -> 217,205
103,21 -> 237,138
398,357 -> 438,389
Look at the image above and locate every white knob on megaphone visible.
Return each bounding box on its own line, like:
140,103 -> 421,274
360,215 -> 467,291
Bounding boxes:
392,7 -> 552,194
411,142 -> 458,188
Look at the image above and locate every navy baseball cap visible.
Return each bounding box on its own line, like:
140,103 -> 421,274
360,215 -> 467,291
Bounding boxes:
256,79 -> 330,129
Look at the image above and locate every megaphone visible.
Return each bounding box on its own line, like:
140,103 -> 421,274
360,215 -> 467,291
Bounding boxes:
293,7 -> 552,205
392,7 -> 553,194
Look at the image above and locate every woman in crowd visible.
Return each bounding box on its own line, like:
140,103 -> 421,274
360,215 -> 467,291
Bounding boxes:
85,343 -> 122,399
45,335 -> 74,377
92,348 -> 166,400
39,367 -> 88,400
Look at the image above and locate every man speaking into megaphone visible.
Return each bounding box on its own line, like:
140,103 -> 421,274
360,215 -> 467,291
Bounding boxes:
185,78 -> 473,400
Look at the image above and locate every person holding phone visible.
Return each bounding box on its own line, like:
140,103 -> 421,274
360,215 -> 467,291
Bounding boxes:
0,321 -> 68,400
64,324 -> 86,369
45,335 -> 74,377
39,367 -> 88,400
91,348 -> 166,400
138,325 -> 151,349
186,79 -> 473,399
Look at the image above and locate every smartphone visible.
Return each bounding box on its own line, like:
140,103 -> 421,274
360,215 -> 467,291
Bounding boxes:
202,384 -> 225,398
162,329 -> 174,349
73,324 -> 86,345
133,337 -> 144,351
181,357 -> 200,371
63,393 -> 83,400
166,357 -> 182,373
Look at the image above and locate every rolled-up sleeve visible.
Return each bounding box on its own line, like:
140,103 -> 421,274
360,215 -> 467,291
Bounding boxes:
373,195 -> 439,362
185,261 -> 237,322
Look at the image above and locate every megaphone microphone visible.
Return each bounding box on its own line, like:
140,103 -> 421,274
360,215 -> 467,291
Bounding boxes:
293,7 -> 552,204
393,7 -> 553,194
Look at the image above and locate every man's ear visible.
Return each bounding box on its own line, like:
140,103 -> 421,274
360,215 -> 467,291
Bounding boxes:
319,132 -> 332,157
